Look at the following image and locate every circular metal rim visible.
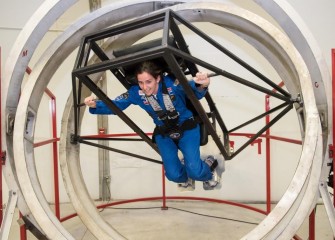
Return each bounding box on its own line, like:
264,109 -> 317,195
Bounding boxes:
3,0 -> 326,239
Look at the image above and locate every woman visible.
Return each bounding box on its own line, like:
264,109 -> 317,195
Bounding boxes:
85,61 -> 218,188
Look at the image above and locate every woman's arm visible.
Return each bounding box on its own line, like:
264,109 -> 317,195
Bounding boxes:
85,92 -> 133,115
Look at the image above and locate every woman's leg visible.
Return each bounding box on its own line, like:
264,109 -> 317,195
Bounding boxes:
178,125 -> 213,181
155,134 -> 188,183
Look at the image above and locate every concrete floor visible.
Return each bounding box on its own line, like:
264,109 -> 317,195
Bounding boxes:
8,201 -> 334,239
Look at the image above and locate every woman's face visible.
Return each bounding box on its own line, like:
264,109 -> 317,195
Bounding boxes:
137,71 -> 160,96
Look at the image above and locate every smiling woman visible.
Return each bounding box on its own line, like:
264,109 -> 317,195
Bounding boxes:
136,61 -> 162,96
83,58 -> 219,189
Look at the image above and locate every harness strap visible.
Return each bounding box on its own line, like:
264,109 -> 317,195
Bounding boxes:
146,78 -> 179,124
153,117 -> 198,137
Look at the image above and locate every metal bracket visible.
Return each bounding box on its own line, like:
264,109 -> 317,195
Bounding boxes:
21,216 -> 48,240
70,133 -> 79,144
6,113 -> 15,136
319,182 -> 335,237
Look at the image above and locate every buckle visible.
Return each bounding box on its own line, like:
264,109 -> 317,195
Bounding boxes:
157,112 -> 168,121
168,130 -> 182,140
167,111 -> 179,120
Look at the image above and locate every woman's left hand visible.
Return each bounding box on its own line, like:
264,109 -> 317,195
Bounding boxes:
194,72 -> 210,88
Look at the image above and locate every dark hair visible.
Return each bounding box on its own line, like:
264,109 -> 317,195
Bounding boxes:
135,61 -> 162,79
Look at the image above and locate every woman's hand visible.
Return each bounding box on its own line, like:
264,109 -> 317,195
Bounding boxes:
194,72 -> 210,89
84,96 -> 97,108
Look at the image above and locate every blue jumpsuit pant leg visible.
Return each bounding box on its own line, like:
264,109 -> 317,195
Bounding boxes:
177,125 -> 213,181
155,134 -> 188,183
155,125 -> 212,183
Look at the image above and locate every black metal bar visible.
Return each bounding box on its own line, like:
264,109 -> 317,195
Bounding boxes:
81,41 -> 92,68
90,41 -> 109,61
169,47 -> 291,102
162,8 -> 170,46
86,11 -> 166,43
170,10 -> 291,98
73,37 -> 88,70
230,103 -> 294,158
79,139 -> 162,164
169,11 -> 198,76
76,74 -> 159,153
228,101 -> 291,133
204,93 -> 229,134
72,47 -> 167,76
22,216 -> 48,240
90,41 -> 132,89
76,80 -> 83,129
204,92 -> 231,154
163,51 -> 230,159
71,74 -> 79,136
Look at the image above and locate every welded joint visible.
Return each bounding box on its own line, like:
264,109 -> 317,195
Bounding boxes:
21,215 -> 48,240
319,110 -> 328,129
105,175 -> 111,183
70,134 -> 79,144
0,151 -> 6,165
24,109 -> 36,142
291,93 -> 303,105
250,138 -> 262,155
6,113 -> 15,136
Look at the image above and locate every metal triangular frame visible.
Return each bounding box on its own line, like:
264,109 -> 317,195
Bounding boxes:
71,9 -> 295,161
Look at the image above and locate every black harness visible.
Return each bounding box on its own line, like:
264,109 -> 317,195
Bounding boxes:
147,79 -> 197,140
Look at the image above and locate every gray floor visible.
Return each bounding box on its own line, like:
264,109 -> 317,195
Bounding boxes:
8,201 -> 334,239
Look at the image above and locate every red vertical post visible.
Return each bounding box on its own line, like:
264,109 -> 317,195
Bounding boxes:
332,49 -> 335,206
161,166 -> 168,209
27,66 -> 60,220
265,95 -> 271,214
19,212 -> 27,240
51,96 -> 60,219
44,89 -> 60,219
0,47 -> 3,226
309,208 -> 316,240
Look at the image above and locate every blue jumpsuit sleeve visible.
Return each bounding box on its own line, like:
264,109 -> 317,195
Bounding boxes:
88,92 -> 133,115
164,75 -> 207,100
188,80 -> 208,99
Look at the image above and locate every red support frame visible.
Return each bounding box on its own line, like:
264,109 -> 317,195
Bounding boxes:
265,95 -> 272,214
0,47 -> 3,227
32,90 -> 60,219
332,48 -> 335,206
25,67 -> 61,220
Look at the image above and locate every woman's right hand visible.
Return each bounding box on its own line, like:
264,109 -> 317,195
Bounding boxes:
84,96 -> 97,108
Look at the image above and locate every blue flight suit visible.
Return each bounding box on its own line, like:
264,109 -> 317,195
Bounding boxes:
89,75 -> 213,183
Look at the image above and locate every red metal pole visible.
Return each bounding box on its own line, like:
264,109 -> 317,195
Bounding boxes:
265,95 -> 271,214
264,81 -> 286,214
0,47 -> 3,226
309,208 -> 315,240
26,67 -> 60,220
332,48 -> 335,206
19,212 -> 27,240
161,166 -> 168,209
44,88 -> 60,220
